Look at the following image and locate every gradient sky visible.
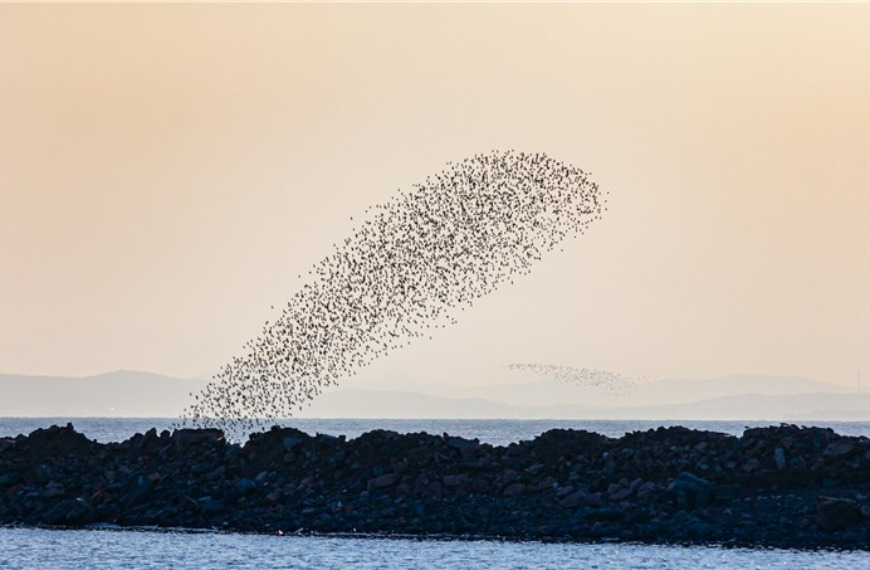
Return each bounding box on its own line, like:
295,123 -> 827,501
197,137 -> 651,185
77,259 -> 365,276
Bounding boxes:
1,3 -> 868,391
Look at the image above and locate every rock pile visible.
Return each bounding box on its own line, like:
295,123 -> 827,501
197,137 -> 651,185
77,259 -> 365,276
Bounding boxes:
2,423 -> 870,549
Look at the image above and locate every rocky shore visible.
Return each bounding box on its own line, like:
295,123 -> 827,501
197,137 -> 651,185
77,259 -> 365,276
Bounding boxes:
2,423 -> 870,549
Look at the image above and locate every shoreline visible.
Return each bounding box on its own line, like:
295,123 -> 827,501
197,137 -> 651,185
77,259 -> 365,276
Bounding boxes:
2,423 -> 870,550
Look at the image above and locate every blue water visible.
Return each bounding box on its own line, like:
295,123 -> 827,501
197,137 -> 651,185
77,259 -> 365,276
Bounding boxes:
0,527 -> 867,570
3,417 -> 870,568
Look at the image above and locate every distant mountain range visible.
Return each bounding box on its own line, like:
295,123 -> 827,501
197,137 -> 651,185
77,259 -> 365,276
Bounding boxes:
299,386 -> 870,421
0,370 -> 867,421
423,373 -> 854,409
0,370 -> 208,417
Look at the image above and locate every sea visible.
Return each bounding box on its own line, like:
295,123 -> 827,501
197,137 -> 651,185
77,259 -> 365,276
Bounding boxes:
2,417 -> 870,569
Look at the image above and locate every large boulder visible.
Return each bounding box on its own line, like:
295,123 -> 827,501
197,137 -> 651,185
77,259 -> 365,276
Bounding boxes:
171,428 -> 224,450
817,496 -> 864,531
668,472 -> 715,510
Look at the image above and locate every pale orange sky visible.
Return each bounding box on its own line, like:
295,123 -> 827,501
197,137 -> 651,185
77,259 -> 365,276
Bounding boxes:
1,3 -> 868,390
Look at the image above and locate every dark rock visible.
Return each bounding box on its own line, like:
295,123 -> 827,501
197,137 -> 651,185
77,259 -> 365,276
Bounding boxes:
36,464 -> 53,484
442,474 -> 469,488
43,497 -> 93,525
3,422 -> 870,549
283,437 -> 301,451
446,436 -> 479,452
121,475 -> 153,507
503,483 -> 527,497
774,448 -> 787,471
470,477 -> 490,494
742,458 -> 761,473
0,438 -> 15,453
636,481 -> 658,502
559,489 -> 601,508
687,521 -> 714,539
500,469 -> 518,484
823,441 -> 855,459
367,473 -> 399,491
264,490 -> 283,505
235,477 -> 257,495
817,496 -> 863,531
172,428 -> 224,450
43,481 -> 65,499
196,496 -> 225,514
585,507 -> 625,522
423,481 -> 443,499
669,472 -> 714,510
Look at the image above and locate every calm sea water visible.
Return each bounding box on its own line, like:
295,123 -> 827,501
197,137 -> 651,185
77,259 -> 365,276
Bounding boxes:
3,417 -> 869,568
0,527 -> 868,570
2,417 -> 869,445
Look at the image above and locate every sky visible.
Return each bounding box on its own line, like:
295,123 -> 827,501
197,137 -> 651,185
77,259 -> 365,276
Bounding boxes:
1,3 -> 868,394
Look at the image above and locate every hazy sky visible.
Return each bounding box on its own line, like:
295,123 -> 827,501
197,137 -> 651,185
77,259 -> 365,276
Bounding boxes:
1,3 -> 868,390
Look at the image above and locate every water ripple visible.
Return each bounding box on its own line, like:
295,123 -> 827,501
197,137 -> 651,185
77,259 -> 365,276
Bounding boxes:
1,528 -> 867,570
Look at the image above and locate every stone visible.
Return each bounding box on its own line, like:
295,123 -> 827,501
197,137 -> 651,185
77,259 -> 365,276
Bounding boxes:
446,436 -> 479,452
609,486 -> 633,502
43,497 -> 93,525
774,448 -> 787,471
121,474 -> 153,507
43,481 -> 65,499
196,496 -> 224,515
608,480 -> 641,502
668,472 -> 714,510
823,441 -> 855,458
264,490 -> 283,505
423,481 -> 443,499
36,464 -> 53,484
636,481 -> 658,502
172,428 -> 224,450
503,483 -> 527,497
470,477 -> 490,494
687,521 -> 714,539
0,438 -> 14,453
586,506 -> 625,522
817,496 -> 863,531
235,477 -> 257,495
559,489 -> 597,508
500,469 -> 518,484
742,458 -> 761,473
442,474 -> 469,488
367,473 -> 399,491
283,436 -> 301,450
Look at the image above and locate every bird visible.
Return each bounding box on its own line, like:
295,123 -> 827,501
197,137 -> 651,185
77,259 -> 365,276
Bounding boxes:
182,150 -> 607,435
505,363 -> 639,394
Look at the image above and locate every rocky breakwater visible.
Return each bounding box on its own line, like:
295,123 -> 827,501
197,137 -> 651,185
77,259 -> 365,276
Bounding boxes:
2,423 -> 870,549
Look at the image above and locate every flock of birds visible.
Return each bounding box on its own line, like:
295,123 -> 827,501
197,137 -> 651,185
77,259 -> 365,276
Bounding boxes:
506,363 -> 641,394
184,150 -> 607,432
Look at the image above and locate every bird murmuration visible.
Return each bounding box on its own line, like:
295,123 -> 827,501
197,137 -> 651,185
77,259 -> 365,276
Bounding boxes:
184,150 -> 606,433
